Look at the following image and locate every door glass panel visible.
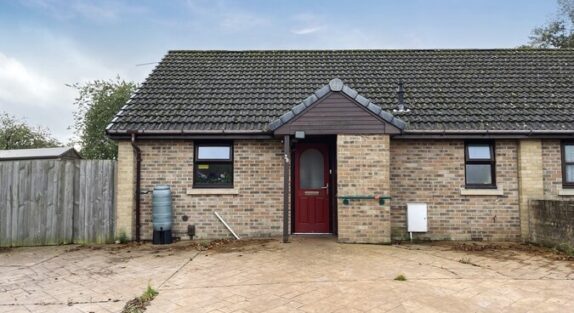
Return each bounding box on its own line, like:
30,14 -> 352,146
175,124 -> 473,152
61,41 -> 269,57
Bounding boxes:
565,145 -> 574,162
467,145 -> 491,159
300,148 -> 324,189
466,164 -> 492,185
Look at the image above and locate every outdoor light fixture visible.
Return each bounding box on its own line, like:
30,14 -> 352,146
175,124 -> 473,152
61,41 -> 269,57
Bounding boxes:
295,131 -> 305,139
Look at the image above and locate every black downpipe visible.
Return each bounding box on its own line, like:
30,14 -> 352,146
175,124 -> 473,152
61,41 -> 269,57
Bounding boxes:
283,135 -> 290,243
130,133 -> 142,242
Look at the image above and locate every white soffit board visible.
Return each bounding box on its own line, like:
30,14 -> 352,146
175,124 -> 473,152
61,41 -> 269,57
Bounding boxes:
407,203 -> 428,232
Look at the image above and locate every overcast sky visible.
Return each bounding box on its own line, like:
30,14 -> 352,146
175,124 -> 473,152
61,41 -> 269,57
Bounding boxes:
0,0 -> 559,142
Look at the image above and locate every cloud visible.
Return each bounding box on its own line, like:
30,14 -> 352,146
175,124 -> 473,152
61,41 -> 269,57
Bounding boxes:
19,0 -> 147,22
0,51 -> 76,142
70,1 -> 119,21
220,12 -> 269,31
184,0 -> 270,32
290,13 -> 326,35
291,26 -> 324,35
0,52 -> 60,107
0,28 -> 150,142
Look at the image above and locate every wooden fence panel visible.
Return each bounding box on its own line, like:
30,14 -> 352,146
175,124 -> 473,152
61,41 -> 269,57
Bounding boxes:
0,159 -> 116,247
0,162 -> 13,247
75,160 -> 115,244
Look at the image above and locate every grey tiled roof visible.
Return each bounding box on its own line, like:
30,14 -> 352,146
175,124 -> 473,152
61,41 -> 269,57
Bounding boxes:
107,49 -> 574,135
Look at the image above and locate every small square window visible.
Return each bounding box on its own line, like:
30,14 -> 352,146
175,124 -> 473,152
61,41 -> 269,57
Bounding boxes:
194,142 -> 233,188
465,142 -> 496,189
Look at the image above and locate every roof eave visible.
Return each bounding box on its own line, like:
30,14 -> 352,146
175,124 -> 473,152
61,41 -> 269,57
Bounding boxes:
396,129 -> 574,139
106,128 -> 272,140
405,129 -> 574,134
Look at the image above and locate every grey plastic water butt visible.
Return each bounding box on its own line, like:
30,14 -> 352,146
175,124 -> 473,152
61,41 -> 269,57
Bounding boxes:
152,185 -> 173,244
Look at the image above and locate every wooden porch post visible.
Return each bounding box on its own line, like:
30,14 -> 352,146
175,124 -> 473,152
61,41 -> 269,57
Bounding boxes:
283,135 -> 290,243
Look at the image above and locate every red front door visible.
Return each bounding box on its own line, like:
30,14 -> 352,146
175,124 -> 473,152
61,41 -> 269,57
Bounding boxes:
294,143 -> 330,233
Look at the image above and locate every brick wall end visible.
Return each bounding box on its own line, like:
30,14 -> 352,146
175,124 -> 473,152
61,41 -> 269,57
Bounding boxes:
116,141 -> 135,240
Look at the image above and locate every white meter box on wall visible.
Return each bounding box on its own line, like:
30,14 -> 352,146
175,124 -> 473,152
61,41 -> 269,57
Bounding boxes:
407,203 -> 428,232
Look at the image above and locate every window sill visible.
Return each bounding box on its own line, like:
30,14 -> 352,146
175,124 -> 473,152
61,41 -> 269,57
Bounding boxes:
558,188 -> 574,196
460,187 -> 504,196
187,188 -> 239,195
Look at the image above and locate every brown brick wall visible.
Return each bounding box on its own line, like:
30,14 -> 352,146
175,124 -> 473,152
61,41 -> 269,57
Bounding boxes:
137,140 -> 285,240
337,135 -> 391,243
114,137 -> 567,243
390,139 -> 521,241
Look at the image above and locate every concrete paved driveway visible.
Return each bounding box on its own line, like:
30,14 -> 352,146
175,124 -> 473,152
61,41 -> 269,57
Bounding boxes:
1,238 -> 573,313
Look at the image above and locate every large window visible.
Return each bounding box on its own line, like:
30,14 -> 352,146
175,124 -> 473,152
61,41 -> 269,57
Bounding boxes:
465,141 -> 496,189
563,141 -> 574,188
193,142 -> 233,188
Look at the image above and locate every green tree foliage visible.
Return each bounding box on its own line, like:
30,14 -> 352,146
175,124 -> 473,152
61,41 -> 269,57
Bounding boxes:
70,77 -> 137,159
0,112 -> 60,149
528,0 -> 574,48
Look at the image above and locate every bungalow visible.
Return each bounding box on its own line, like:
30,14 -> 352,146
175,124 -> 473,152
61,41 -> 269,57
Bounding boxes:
106,49 -> 574,244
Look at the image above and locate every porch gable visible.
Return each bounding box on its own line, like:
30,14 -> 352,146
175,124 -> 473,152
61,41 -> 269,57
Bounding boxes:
270,78 -> 405,136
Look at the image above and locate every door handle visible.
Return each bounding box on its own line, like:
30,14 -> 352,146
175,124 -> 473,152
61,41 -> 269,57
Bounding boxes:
320,183 -> 329,189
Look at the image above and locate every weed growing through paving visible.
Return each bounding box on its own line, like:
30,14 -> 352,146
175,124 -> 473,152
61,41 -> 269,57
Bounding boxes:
458,257 -> 480,267
117,231 -> 129,244
121,282 -> 158,313
554,243 -> 574,256
394,274 -> 407,281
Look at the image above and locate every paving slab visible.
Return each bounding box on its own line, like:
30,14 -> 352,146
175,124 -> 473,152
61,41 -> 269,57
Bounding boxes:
1,238 -> 573,312
149,238 -> 574,313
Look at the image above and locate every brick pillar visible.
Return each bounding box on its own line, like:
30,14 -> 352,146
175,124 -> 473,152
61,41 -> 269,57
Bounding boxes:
337,135 -> 391,243
115,141 -> 135,240
518,139 -> 544,240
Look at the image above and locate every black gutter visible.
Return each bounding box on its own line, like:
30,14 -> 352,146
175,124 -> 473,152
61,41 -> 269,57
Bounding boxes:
394,129 -> 574,139
130,133 -> 142,242
107,129 -> 269,135
401,129 -> 574,135
108,134 -> 274,140
395,134 -> 574,139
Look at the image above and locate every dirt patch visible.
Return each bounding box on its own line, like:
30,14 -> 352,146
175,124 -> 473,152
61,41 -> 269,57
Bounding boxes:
65,244 -> 105,253
88,268 -> 116,276
62,238 -> 279,258
450,242 -> 574,262
207,239 -> 277,254
0,247 -> 12,253
121,284 -> 158,313
122,297 -> 149,313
